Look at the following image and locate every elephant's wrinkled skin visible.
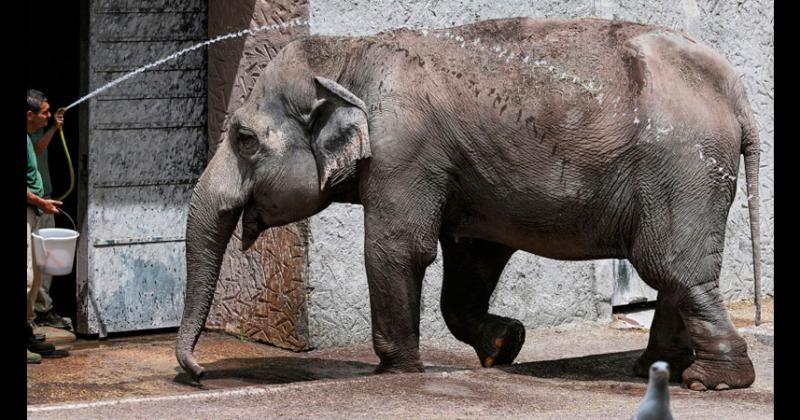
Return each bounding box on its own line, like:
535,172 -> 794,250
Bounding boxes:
177,17 -> 762,391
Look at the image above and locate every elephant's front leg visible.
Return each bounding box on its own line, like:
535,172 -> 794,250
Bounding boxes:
363,202 -> 442,374
440,236 -> 523,368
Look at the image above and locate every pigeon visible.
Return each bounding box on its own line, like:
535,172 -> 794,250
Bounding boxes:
632,361 -> 674,420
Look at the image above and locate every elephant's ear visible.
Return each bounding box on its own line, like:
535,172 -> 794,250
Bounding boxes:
309,76 -> 371,191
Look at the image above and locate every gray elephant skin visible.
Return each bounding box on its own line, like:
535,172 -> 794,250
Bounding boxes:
176,17 -> 762,392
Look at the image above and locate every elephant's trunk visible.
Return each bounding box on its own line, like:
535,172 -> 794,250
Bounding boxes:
176,145 -> 248,381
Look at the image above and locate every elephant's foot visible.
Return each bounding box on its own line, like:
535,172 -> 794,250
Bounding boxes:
681,356 -> 755,391
176,349 -> 206,383
372,332 -> 425,374
374,359 -> 425,374
633,350 -> 694,382
475,317 -> 525,368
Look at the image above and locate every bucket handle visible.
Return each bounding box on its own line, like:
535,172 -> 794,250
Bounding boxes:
57,208 -> 77,231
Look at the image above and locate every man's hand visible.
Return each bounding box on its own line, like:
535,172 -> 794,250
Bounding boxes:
28,191 -> 61,214
40,198 -> 62,214
33,108 -> 66,156
53,108 -> 65,130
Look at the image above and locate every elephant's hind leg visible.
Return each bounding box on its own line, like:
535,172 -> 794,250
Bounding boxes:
632,293 -> 694,381
629,198 -> 755,390
440,236 -> 522,368
679,284 -> 755,390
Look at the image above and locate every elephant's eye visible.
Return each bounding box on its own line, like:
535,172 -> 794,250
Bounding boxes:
236,128 -> 260,157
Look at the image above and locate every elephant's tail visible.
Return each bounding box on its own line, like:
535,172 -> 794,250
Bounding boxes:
734,77 -> 763,326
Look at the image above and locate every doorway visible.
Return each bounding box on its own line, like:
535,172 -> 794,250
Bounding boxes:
26,1 -> 84,327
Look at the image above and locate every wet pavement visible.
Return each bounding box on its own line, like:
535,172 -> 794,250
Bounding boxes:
27,299 -> 773,419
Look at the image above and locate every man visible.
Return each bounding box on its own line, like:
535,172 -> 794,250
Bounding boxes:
27,89 -> 64,363
28,90 -> 73,331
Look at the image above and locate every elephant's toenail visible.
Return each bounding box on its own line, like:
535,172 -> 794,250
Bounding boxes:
484,356 -> 494,367
689,381 -> 708,391
495,338 -> 504,348
715,383 -> 730,391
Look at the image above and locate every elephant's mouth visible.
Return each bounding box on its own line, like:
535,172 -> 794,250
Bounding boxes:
241,202 -> 268,251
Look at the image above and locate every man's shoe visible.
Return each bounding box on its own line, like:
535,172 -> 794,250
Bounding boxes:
26,325 -> 45,343
27,339 -> 55,356
34,310 -> 73,331
27,349 -> 42,364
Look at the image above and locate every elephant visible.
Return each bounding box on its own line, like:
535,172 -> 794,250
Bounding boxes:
176,17 -> 762,392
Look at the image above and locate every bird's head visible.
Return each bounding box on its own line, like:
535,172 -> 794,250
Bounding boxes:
650,361 -> 671,383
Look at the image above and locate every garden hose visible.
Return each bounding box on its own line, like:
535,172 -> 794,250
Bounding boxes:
55,108 -> 75,202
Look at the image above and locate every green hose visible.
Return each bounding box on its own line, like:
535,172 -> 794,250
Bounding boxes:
55,124 -> 75,202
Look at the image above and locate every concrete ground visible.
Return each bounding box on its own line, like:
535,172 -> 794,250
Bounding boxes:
27,299 -> 773,419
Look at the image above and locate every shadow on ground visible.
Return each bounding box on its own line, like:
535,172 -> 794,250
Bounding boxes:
499,349 -> 648,384
174,357 -> 461,389
174,350 -> 648,390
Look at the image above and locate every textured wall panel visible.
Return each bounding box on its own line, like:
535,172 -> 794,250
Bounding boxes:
205,0 -> 312,351
94,12 -> 206,41
207,222 -> 311,350
93,41 -> 205,71
95,0 -> 206,12
89,184 -> 192,243
94,70 -> 207,99
93,97 -> 206,129
90,243 -> 186,333
91,128 -> 206,184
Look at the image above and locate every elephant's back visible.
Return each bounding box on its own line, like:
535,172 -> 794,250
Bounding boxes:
371,17 -> 665,85
377,18 -> 740,160
367,18 -> 655,167
445,16 -> 658,61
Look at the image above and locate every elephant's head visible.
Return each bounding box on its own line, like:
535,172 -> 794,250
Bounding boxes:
176,39 -> 371,381
234,74 -> 371,248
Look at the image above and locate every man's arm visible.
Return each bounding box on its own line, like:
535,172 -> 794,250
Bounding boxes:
33,127 -> 57,156
27,191 -> 61,214
33,109 -> 64,156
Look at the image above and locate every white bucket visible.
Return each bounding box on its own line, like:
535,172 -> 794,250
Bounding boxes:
32,228 -> 80,276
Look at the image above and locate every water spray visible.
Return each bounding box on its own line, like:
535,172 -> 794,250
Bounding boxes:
63,18 -> 308,111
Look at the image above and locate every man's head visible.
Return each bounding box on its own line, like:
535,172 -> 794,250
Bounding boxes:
27,89 -> 51,132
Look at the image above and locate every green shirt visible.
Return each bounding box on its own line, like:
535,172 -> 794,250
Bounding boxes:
27,133 -> 44,197
31,128 -> 52,197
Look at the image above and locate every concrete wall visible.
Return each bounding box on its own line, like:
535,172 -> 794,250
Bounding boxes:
304,0 -> 774,348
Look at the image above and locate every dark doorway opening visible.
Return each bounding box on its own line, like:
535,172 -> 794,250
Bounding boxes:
26,1 -> 83,326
